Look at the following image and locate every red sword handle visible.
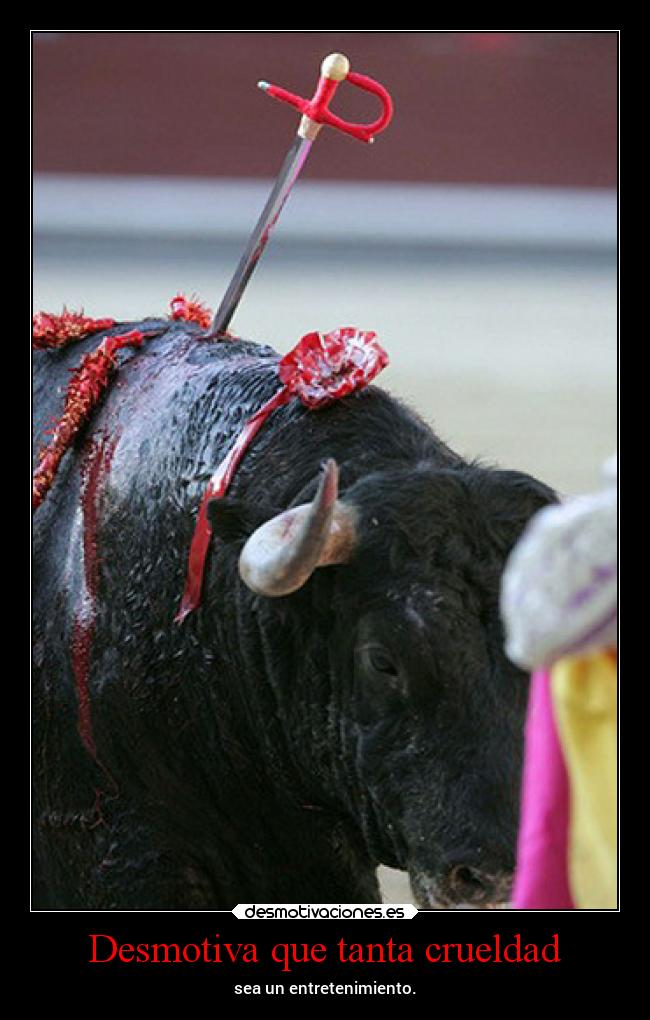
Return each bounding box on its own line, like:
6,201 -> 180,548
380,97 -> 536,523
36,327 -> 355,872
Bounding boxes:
259,52 -> 393,144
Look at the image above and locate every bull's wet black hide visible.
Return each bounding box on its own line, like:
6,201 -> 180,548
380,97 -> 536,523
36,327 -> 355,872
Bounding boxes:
32,320 -> 555,910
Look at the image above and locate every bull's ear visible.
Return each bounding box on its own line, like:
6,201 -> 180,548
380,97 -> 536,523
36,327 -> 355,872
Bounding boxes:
481,469 -> 558,552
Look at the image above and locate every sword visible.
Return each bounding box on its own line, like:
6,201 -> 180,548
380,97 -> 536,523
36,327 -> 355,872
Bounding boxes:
210,52 -> 393,338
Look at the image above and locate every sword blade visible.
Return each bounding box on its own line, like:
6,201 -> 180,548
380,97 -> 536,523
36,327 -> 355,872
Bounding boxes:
211,133 -> 313,336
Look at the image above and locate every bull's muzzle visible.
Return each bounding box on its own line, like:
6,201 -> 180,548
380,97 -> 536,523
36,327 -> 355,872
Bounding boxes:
410,864 -> 514,910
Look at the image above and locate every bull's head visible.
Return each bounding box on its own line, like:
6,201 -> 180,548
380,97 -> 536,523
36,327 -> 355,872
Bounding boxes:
228,458 -> 555,909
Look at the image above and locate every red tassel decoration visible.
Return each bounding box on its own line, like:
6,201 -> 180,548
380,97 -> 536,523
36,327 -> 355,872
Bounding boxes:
169,293 -> 213,329
32,292 -> 218,512
32,292 -> 213,353
32,330 -> 144,510
32,308 -> 117,350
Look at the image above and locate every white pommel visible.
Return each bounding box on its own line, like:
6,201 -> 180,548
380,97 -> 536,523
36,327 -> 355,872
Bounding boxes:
321,53 -> 350,81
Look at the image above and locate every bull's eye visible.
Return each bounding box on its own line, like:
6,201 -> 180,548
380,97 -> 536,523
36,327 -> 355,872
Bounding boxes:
362,644 -> 400,678
354,638 -> 408,716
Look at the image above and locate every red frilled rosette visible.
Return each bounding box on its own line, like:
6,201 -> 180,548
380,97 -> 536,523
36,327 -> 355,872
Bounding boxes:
176,327 -> 388,621
278,327 -> 388,407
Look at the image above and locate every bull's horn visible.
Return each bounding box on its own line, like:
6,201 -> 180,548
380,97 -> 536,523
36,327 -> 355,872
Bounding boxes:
238,459 -> 357,597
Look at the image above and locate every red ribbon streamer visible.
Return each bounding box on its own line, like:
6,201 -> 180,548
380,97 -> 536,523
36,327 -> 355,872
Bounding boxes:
175,387 -> 293,622
176,327 -> 388,620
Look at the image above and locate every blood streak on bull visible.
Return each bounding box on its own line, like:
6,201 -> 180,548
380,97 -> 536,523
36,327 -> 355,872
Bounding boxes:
71,434 -> 117,757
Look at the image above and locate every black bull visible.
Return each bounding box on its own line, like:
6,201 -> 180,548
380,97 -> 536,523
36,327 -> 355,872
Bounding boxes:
32,320 -> 555,909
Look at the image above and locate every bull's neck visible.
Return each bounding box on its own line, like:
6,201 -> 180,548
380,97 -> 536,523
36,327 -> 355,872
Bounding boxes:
233,589 -> 379,871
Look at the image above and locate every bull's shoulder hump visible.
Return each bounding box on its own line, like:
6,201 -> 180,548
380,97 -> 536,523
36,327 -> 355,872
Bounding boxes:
32,320 -> 280,427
